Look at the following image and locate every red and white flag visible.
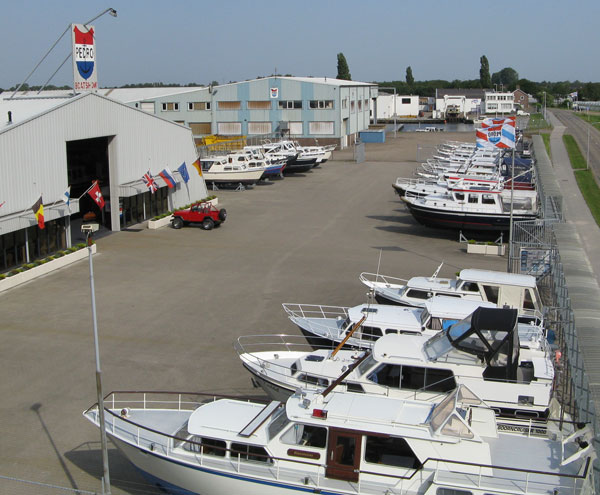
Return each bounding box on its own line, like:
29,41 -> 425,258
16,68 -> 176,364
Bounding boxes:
88,181 -> 105,208
142,170 -> 158,194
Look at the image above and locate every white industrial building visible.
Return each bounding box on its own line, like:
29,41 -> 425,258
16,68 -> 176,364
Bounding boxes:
0,92 -> 207,272
371,94 -> 419,119
483,91 -> 515,114
434,89 -> 486,119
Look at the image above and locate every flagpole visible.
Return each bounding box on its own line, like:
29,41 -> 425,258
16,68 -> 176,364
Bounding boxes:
507,147 -> 515,272
77,181 -> 98,200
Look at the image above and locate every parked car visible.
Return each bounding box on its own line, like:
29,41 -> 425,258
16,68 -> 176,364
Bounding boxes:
171,202 -> 227,230
517,110 -> 530,116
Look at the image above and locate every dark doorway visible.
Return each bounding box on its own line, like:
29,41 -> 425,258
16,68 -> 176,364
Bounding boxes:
326,429 -> 361,482
66,136 -> 111,227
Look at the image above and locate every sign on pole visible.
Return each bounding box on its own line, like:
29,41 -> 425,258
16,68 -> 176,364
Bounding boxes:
72,24 -> 98,91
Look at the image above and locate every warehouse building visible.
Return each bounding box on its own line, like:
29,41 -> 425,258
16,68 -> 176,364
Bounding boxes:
370,94 -> 420,119
113,77 -> 378,149
0,92 -> 207,272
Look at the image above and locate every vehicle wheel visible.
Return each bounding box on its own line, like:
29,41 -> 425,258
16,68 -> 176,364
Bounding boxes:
202,218 -> 215,230
218,208 -> 227,221
172,217 -> 184,229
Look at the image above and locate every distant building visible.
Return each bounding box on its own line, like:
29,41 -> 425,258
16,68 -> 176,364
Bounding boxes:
513,87 -> 530,111
483,91 -> 515,114
371,94 -> 419,119
434,89 -> 487,119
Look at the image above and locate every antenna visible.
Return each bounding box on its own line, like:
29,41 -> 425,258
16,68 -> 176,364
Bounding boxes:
430,261 -> 444,280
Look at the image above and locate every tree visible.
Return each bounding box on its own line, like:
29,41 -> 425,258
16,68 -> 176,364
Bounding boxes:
479,55 -> 491,88
336,53 -> 351,81
491,67 -> 519,90
405,66 -> 414,86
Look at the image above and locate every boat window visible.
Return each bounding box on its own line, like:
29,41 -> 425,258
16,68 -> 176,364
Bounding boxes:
482,285 -> 499,304
523,289 -> 535,310
345,382 -> 365,393
429,317 -> 443,331
368,364 -> 402,387
268,409 -> 291,440
298,374 -> 329,387
230,443 -> 272,463
455,193 -> 465,201
441,414 -> 474,439
184,436 -> 226,456
424,368 -> 456,392
281,424 -> 327,448
436,489 -> 473,495
406,289 -> 430,300
420,308 -> 431,326
424,331 -> 454,361
385,329 -> 398,334
364,436 -> 421,469
468,195 -> 479,204
290,362 -> 298,375
360,326 -> 383,341
460,281 -> 479,292
482,194 -> 496,205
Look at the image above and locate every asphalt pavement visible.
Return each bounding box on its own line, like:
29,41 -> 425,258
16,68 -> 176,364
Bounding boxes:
0,132 -> 506,495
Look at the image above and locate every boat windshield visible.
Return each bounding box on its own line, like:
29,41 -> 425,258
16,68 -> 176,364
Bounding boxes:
356,355 -> 376,376
423,331 -> 454,361
267,408 -> 290,441
420,308 -> 431,327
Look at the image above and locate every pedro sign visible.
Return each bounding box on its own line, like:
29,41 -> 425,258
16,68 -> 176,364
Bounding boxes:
72,24 -> 98,91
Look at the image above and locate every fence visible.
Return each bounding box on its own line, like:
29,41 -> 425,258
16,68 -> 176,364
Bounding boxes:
509,136 -> 600,488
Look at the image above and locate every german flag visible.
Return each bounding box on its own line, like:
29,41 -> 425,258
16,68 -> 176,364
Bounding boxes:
32,196 -> 45,229
191,158 -> 202,176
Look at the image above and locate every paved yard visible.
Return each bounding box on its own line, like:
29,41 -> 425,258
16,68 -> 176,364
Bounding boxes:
0,132 -> 504,494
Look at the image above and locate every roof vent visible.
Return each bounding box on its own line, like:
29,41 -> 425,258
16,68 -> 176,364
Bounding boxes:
7,111 -> 12,124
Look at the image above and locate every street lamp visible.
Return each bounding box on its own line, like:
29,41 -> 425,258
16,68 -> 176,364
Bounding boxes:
543,91 -> 547,121
81,223 -> 111,495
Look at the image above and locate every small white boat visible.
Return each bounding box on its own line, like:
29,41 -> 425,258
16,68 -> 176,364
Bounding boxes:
360,265 -> 544,322
238,307 -> 555,420
200,156 -> 265,185
83,384 -> 595,495
282,296 -> 497,349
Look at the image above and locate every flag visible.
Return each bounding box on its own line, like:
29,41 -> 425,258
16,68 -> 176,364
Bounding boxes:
481,116 -> 516,128
191,158 -> 202,176
177,162 -> 190,184
142,170 -> 158,193
88,181 -> 105,209
569,91 -> 578,99
32,196 -> 45,229
0,201 -> 5,208
158,167 -> 177,189
476,122 -> 515,149
61,186 -> 71,207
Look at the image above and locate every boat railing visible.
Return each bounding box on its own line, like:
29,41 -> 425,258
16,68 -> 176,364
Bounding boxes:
359,271 -> 408,288
234,334 -> 332,356
282,303 -> 349,320
85,393 -> 593,495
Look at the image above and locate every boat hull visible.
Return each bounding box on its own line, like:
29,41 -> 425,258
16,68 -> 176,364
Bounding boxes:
111,436 -> 345,495
406,202 -> 537,231
243,363 -> 295,402
203,170 -> 264,185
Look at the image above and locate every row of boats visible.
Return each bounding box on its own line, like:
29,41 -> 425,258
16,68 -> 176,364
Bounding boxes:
200,140 -> 336,186
84,263 -> 595,494
394,140 -> 538,231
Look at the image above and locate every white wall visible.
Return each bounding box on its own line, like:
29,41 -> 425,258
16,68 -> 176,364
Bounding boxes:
372,94 -> 419,119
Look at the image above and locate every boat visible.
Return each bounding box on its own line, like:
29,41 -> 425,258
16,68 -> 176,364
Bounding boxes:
282,296 -> 497,350
359,265 -> 544,322
261,140 -> 317,173
200,156 -> 265,186
242,147 -> 287,178
83,384 -> 594,495
237,307 -> 555,420
402,183 -> 538,231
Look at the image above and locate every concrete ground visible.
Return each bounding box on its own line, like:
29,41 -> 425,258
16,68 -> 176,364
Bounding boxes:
0,131 -> 506,495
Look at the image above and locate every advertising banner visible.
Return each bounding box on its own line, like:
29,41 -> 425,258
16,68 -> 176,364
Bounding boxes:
72,24 -> 98,91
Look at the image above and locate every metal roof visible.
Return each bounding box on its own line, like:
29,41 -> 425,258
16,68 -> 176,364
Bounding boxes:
459,269 -> 537,287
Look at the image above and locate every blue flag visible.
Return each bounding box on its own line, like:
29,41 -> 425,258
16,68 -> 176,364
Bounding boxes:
178,162 -> 190,184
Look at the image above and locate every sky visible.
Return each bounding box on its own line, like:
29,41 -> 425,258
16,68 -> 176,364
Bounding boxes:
1,0 -> 599,90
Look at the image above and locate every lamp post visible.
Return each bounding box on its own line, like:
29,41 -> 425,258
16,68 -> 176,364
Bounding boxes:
543,91 -> 547,121
83,225 -> 111,495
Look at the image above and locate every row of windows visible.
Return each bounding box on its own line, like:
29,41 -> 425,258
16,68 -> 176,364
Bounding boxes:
211,121 -> 335,136
158,99 -> 371,112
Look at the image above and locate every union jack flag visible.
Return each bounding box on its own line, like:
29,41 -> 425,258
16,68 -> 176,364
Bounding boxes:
142,171 -> 158,193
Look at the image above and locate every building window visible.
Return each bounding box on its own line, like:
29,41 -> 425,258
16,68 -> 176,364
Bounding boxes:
161,102 -> 179,111
342,98 -> 347,109
289,122 -> 303,136
278,100 -> 302,109
140,102 -> 154,113
189,122 -> 212,135
364,99 -> 369,108
247,101 -> 272,110
358,100 -> 362,111
402,98 -> 411,105
309,121 -> 334,135
309,100 -> 333,109
217,101 -> 241,110
188,102 -> 210,111
217,122 -> 242,135
350,101 -> 355,113
248,122 -> 272,134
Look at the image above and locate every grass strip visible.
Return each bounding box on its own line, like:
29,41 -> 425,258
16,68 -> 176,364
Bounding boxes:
573,170 -> 600,227
562,134 -> 587,169
541,133 -> 551,159
527,113 -> 551,130
575,112 -> 600,129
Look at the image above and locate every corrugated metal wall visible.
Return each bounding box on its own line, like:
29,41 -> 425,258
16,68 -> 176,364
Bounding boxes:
0,93 -> 207,233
